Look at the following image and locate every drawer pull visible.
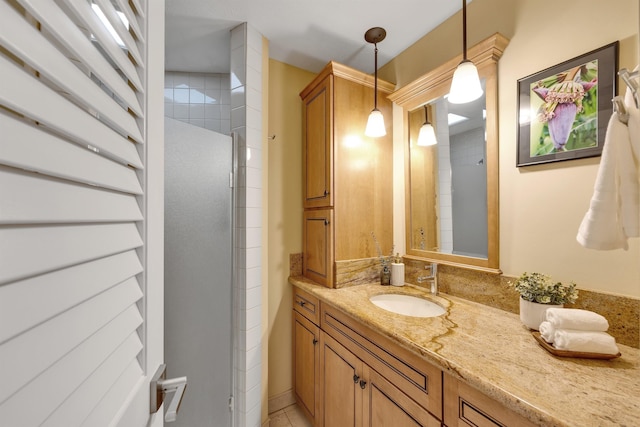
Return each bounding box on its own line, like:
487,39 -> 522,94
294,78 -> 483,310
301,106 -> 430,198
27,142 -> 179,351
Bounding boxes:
359,380 -> 367,389
297,300 -> 306,307
353,374 -> 360,383
312,338 -> 318,345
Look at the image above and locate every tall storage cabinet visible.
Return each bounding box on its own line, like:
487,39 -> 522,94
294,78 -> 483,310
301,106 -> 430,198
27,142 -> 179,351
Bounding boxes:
300,61 -> 395,288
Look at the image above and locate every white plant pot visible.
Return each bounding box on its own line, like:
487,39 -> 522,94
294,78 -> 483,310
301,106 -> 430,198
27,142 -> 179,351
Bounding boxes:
519,298 -> 563,330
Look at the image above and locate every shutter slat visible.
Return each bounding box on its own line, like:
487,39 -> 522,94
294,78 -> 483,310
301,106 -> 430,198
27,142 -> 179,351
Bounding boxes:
0,250 -> 143,344
0,2 -> 143,143
0,280 -> 142,405
0,113 -> 142,195
0,55 -> 143,168
94,0 -> 143,66
16,0 -> 143,117
45,335 -> 143,427
80,358 -> 144,426
61,0 -> 143,91
0,167 -> 143,224
0,223 -> 143,285
113,0 -> 144,43
0,309 -> 142,425
129,0 -> 145,19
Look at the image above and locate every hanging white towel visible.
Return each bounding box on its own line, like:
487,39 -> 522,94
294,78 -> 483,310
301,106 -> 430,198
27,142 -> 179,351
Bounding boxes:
576,113 -> 632,250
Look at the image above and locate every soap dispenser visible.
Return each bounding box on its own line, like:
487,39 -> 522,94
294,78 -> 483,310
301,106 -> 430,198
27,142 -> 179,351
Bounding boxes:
390,253 -> 405,286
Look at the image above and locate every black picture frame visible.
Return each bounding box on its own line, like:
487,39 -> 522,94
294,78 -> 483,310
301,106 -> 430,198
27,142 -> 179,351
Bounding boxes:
516,41 -> 618,167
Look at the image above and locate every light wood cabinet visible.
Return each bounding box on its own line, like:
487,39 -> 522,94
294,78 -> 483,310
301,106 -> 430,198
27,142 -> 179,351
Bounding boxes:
319,303 -> 442,426
292,287 -> 321,425
292,284 -> 543,427
302,209 -> 333,287
443,373 -> 537,427
300,61 -> 394,288
319,331 -> 440,427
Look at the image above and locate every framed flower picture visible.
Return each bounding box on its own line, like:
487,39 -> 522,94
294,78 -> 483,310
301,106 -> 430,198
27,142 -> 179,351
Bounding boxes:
516,42 -> 618,167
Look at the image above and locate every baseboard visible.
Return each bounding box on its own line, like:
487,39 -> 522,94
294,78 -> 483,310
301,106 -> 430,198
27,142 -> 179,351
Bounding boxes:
268,389 -> 296,414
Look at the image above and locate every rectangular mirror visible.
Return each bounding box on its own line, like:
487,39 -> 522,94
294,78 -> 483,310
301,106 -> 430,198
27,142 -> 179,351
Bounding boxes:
408,84 -> 487,258
389,33 -> 509,272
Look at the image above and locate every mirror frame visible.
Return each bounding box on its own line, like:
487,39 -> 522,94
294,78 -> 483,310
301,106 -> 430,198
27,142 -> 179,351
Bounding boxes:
389,33 -> 509,273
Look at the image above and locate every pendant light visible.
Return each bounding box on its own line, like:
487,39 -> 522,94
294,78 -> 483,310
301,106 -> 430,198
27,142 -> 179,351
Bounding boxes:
364,27 -> 387,137
417,105 -> 437,146
449,0 -> 483,104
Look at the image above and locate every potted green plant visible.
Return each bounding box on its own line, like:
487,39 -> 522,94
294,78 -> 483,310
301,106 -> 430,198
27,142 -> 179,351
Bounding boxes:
510,272 -> 578,330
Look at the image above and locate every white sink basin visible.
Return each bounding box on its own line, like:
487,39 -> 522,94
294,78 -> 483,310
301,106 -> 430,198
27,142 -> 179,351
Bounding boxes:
369,294 -> 446,318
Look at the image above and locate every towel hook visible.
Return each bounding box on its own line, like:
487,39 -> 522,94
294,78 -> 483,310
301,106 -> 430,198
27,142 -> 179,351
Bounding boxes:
619,68 -> 639,108
612,96 -> 629,124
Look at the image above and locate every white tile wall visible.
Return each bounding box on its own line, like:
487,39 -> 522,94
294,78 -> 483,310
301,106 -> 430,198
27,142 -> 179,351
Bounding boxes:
231,22 -> 263,427
164,71 -> 231,134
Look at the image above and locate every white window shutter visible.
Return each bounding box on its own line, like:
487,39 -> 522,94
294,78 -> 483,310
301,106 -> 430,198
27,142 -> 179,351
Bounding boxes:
0,0 -> 158,425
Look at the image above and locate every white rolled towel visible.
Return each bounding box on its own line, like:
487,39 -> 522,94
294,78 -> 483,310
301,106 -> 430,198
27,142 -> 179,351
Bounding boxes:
539,321 -> 556,343
553,329 -> 620,355
545,308 -> 609,332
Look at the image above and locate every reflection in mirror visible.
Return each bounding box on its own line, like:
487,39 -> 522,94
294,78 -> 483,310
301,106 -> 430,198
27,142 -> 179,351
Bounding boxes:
408,84 -> 488,258
389,33 -> 508,272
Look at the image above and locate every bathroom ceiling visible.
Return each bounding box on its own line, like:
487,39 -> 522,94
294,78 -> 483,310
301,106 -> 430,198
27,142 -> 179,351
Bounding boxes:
165,0 -> 465,75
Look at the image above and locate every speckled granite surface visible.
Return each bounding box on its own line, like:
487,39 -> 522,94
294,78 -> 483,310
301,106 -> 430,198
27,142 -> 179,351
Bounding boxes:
289,276 -> 640,427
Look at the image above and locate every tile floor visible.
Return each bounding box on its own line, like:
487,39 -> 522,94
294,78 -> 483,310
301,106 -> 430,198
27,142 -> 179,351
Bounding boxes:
268,403 -> 313,427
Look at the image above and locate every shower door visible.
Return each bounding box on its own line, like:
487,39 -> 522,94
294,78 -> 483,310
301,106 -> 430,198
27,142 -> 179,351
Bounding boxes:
164,118 -> 233,426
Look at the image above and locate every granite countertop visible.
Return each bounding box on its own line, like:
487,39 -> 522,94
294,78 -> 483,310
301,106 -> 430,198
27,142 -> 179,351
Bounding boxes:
289,276 -> 640,427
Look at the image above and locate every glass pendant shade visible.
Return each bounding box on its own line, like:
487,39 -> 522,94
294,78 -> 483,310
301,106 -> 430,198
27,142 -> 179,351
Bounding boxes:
365,109 -> 386,137
417,122 -> 437,146
449,60 -> 483,104
364,27 -> 386,138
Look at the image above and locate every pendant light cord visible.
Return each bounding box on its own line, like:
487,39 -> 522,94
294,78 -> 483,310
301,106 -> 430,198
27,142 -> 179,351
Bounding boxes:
462,0 -> 468,61
373,44 -> 379,109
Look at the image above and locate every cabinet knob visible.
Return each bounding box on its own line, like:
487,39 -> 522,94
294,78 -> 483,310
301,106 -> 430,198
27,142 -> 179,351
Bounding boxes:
312,338 -> 318,345
324,189 -> 329,196
359,380 -> 367,389
353,374 -> 360,383
297,300 -> 306,307
324,219 -> 329,226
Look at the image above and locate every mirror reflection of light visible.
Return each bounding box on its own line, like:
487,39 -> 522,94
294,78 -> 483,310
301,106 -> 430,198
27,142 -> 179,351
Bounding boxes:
247,147 -> 252,162
447,113 -> 468,126
343,134 -> 364,149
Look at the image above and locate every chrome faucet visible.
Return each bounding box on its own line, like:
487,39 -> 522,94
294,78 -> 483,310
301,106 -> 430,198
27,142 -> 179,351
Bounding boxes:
417,263 -> 438,295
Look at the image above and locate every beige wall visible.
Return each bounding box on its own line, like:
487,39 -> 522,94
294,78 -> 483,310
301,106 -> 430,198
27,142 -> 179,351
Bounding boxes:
381,0 -> 640,298
267,59 -> 315,402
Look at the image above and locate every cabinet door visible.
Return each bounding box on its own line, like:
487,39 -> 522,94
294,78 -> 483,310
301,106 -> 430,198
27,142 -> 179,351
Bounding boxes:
293,312 -> 320,424
302,75 -> 333,209
363,367 -> 441,427
303,209 -> 334,288
319,331 -> 362,427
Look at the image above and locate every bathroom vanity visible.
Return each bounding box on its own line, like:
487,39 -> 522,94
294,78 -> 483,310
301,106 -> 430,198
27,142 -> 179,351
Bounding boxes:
291,277 -> 640,427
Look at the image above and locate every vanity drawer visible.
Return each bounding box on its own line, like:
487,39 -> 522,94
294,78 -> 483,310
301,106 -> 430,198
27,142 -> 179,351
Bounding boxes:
293,286 -> 320,325
443,373 -> 537,427
321,304 -> 443,420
